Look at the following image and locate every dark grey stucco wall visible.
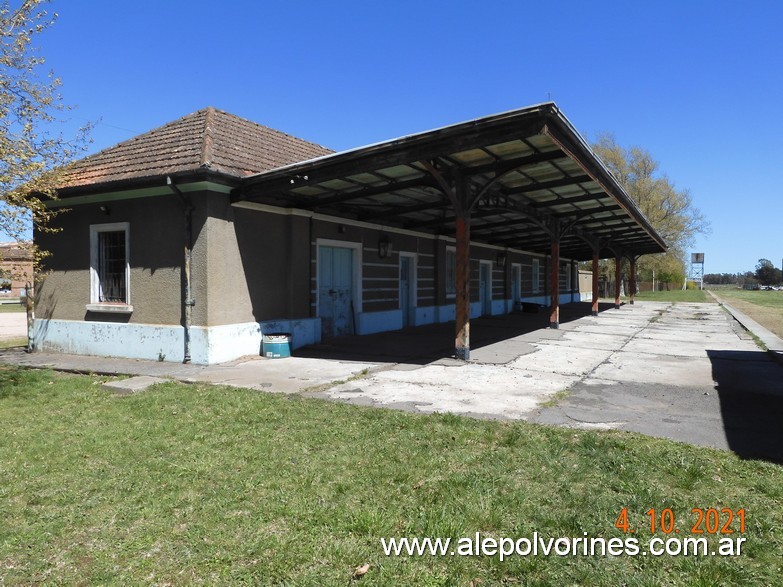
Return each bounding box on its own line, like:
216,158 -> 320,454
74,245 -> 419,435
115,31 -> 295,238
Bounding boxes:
36,193 -> 195,326
229,206 -> 312,324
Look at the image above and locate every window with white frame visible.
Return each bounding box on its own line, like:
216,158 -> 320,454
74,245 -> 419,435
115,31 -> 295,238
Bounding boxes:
532,258 -> 540,293
445,247 -> 456,297
89,223 -> 131,310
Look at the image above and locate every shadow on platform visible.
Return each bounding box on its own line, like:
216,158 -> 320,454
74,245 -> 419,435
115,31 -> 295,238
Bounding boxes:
296,301 -> 617,365
708,349 -> 783,465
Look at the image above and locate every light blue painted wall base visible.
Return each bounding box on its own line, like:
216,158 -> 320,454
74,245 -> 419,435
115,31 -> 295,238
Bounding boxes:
34,293 -> 594,364
414,306 -> 437,326
33,318 -> 321,365
437,304 -> 456,323
357,309 -> 402,335
33,319 -> 185,362
519,295 -> 549,306
515,293 -> 583,307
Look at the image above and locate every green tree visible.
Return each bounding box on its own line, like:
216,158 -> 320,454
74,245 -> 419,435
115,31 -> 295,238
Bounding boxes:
1,0 -> 89,260
755,258 -> 781,286
592,134 -> 709,285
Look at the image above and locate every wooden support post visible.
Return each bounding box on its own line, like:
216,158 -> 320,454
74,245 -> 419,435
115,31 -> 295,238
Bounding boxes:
592,250 -> 599,317
550,239 -> 560,328
615,256 -> 622,309
455,214 -> 471,360
423,162 -> 472,361
629,257 -> 637,305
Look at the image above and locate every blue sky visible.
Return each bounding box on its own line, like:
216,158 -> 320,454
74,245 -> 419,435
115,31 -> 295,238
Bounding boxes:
32,0 -> 783,274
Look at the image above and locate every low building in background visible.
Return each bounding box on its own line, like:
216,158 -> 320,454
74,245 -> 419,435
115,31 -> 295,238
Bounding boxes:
0,242 -> 33,298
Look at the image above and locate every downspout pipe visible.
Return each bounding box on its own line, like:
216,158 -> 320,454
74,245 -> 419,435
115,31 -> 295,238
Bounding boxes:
167,176 -> 194,363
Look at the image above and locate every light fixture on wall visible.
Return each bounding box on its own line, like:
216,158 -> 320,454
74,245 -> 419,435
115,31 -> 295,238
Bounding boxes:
378,236 -> 392,259
496,252 -> 507,269
99,205 -> 110,215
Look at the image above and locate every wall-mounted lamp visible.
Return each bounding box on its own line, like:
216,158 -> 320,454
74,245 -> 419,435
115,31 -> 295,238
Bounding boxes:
378,236 -> 392,259
496,252 -> 507,269
99,205 -> 110,215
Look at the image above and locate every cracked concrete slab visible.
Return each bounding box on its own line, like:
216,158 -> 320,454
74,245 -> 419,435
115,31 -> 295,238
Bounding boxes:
319,362 -> 574,419
103,375 -> 167,395
191,357 -> 378,394
531,381 -> 730,449
590,351 -> 716,387
543,331 -> 631,351
507,344 -> 613,376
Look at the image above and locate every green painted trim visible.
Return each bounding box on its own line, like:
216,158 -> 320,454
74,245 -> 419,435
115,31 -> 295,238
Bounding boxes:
46,181 -> 233,208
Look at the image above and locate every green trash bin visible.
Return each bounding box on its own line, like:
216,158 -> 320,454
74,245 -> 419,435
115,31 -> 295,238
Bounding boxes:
263,333 -> 291,358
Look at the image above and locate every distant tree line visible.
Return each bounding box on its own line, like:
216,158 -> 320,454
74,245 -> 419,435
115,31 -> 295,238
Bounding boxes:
590,135 -> 709,288
704,259 -> 782,286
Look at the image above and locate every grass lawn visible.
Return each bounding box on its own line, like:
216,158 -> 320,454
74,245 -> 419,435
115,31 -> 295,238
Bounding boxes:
1,368 -> 782,586
0,302 -> 25,313
708,289 -> 783,339
626,289 -> 711,303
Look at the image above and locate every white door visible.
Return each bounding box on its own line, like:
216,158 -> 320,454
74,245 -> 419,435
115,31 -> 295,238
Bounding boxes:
479,262 -> 492,316
399,255 -> 416,327
319,246 -> 354,337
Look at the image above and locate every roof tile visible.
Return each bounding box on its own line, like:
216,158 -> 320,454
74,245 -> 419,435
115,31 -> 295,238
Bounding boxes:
60,107 -> 333,189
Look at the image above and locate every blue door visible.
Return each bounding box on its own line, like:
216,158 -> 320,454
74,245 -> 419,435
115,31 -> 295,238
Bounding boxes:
400,256 -> 413,327
512,265 -> 521,303
319,246 -> 354,337
480,262 -> 492,316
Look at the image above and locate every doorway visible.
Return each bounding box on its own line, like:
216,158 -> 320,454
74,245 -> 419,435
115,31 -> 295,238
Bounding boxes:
399,253 -> 416,328
479,261 -> 492,316
318,244 -> 356,338
512,263 -> 521,305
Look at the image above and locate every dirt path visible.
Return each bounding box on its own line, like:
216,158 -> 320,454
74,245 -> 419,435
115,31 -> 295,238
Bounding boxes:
0,311 -> 27,341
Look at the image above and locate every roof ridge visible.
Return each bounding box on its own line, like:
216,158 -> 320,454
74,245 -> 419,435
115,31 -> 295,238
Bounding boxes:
200,106 -> 216,169
207,106 -> 333,153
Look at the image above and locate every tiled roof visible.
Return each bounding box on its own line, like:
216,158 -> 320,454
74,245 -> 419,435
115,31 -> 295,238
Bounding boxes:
59,107 -> 334,189
0,242 -> 33,261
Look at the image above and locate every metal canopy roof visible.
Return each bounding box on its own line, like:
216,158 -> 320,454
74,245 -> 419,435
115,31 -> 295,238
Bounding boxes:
232,103 -> 666,260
